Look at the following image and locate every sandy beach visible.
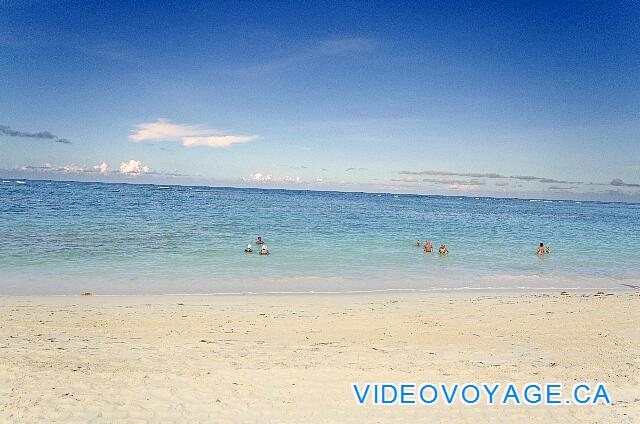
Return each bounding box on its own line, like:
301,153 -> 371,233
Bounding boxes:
0,290 -> 638,423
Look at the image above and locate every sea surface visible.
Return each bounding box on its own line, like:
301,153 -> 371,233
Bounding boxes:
1,179 -> 638,295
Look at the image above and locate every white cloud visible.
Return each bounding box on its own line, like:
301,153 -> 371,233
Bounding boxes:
94,162 -> 109,173
446,183 -> 483,191
129,120 -> 202,142
11,160 -> 198,183
129,119 -> 259,148
21,163 -> 87,173
403,175 -> 417,183
244,172 -> 272,182
19,162 -> 112,174
182,135 -> 258,148
119,159 -> 150,175
229,37 -> 376,76
243,172 -> 303,183
61,164 -> 86,173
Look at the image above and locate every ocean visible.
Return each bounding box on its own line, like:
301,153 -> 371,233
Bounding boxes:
1,179 -> 638,294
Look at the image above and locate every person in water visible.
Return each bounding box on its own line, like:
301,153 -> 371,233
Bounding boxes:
259,245 -> 270,255
416,240 -> 421,247
256,237 -> 264,245
438,244 -> 448,255
244,244 -> 253,253
424,240 -> 433,253
537,242 -> 546,255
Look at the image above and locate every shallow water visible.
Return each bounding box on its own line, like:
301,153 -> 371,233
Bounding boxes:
1,179 -> 638,294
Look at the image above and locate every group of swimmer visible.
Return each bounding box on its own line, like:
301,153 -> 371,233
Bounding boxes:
416,239 -> 552,256
416,240 -> 449,255
244,236 -> 270,255
245,236 -> 550,257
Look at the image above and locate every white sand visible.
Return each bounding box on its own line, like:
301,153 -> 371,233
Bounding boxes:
0,291 -> 638,423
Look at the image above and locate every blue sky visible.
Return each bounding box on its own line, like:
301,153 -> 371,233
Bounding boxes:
1,1 -> 639,200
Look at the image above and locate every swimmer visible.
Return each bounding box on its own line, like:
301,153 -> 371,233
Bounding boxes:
424,240 -> 433,253
256,236 -> 264,245
537,242 -> 545,255
259,245 -> 270,255
244,244 -> 253,253
416,240 -> 421,247
438,244 -> 448,255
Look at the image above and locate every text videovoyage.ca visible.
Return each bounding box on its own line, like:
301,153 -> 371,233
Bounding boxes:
352,383 -> 611,406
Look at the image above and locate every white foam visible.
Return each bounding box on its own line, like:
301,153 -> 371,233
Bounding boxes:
33,285 -> 632,298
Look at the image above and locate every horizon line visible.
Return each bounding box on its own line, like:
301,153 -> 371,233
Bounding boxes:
2,176 -> 638,206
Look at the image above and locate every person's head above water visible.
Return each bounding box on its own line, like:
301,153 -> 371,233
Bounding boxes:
540,242 -> 544,247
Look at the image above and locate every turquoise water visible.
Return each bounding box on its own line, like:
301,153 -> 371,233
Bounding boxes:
1,179 -> 638,294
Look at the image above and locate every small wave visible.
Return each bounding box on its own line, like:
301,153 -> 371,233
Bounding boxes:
158,186 -> 170,189
79,286 -> 627,297
16,181 -> 26,184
